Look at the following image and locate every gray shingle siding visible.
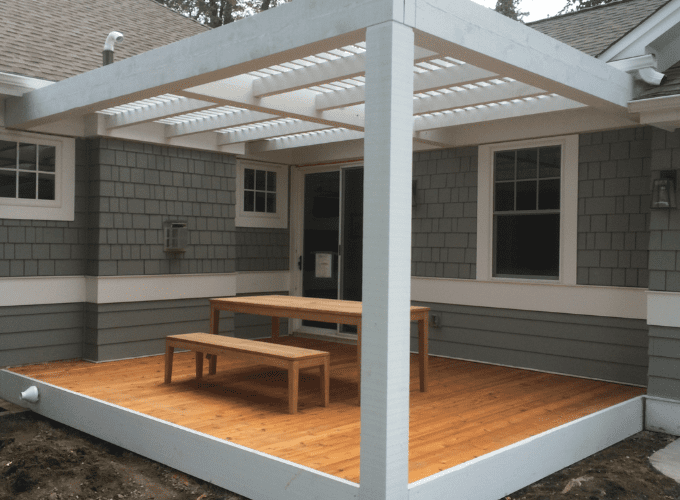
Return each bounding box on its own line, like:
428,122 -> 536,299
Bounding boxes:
577,128 -> 652,287
412,147 -> 477,279
235,228 -> 289,272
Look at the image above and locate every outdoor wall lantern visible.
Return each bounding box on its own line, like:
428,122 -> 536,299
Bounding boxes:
651,170 -> 677,209
163,220 -> 188,254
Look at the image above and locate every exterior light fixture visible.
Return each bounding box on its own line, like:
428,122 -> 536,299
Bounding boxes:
651,170 -> 677,209
163,220 -> 188,253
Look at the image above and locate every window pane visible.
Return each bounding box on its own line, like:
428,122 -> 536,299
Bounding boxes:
495,181 -> 514,212
38,174 -> 55,200
244,190 -> 254,211
266,192 -> 276,213
494,151 -> 515,181
0,141 -> 16,169
516,180 -> 537,211
516,148 -> 537,179
0,170 -> 16,198
18,143 -> 36,171
244,168 -> 255,190
267,171 -> 276,192
539,179 -> 560,210
255,191 -> 265,212
38,145 -> 56,172
18,172 -> 36,199
539,146 -> 561,178
255,170 -> 266,191
494,214 -> 560,278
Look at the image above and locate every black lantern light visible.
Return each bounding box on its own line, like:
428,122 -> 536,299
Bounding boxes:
651,170 -> 677,209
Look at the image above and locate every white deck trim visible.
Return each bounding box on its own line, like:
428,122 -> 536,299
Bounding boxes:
0,371 -> 359,500
647,291 -> 680,328
646,396 -> 680,436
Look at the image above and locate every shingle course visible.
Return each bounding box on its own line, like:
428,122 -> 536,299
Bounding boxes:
0,0 -> 208,81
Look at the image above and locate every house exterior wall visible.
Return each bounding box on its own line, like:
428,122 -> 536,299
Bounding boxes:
235,228 -> 289,272
647,127 -> 680,400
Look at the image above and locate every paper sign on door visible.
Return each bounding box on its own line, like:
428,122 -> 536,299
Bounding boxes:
315,253 -> 333,278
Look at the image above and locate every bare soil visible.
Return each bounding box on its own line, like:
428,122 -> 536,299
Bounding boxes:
1,406 -> 679,500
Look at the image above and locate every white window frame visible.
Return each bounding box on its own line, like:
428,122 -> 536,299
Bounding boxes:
477,135 -> 578,285
235,160 -> 289,228
0,129 -> 75,221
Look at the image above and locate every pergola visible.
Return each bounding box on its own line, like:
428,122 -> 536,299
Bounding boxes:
3,1 -> 641,499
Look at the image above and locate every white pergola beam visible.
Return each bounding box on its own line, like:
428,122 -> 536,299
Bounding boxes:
252,46 -> 437,98
412,0 -> 634,112
413,81 -> 543,116
104,98 -> 215,130
245,128 -> 363,152
5,0 -> 401,128
217,120 -> 330,145
316,63 -> 497,110
165,109 -> 275,138
359,20 -> 413,500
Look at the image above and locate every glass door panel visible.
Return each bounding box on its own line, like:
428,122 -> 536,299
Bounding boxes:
340,168 -> 363,334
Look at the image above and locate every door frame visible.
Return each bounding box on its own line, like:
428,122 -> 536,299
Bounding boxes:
289,161 -> 364,339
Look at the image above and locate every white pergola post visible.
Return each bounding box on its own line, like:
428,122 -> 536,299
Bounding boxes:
359,20 -> 414,500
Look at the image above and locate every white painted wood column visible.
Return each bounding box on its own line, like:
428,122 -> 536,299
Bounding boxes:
360,20 -> 414,500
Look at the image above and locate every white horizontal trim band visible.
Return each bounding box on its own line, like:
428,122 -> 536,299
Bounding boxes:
647,291 -> 680,328
0,271 -> 290,306
411,277 -> 647,320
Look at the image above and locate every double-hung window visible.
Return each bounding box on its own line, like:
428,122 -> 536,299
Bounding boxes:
0,130 -> 75,221
477,136 -> 578,284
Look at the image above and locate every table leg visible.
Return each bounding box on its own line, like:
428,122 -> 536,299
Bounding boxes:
419,315 -> 429,392
272,316 -> 280,339
209,306 -> 220,374
196,351 -> 204,379
288,360 -> 299,414
357,322 -> 361,405
320,356 -> 329,407
164,345 -> 174,384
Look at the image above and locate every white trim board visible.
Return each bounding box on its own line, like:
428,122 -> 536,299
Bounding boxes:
411,277 -> 647,320
646,396 -> 680,436
647,291 -> 680,328
408,396 -> 643,499
0,271 -> 291,307
0,370 -> 358,500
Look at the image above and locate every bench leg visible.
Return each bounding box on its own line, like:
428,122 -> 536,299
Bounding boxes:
320,356 -> 329,407
272,316 -> 280,339
419,316 -> 429,392
196,351 -> 204,379
209,353 -> 217,375
288,361 -> 299,414
357,322 -> 361,406
164,345 -> 174,384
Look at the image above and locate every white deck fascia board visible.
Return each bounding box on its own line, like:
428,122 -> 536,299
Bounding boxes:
165,109 -> 276,138
104,98 -> 216,130
412,81 -> 544,116
410,0 -> 634,113
414,96 -> 585,133
252,46 -> 436,98
217,121 -> 331,145
182,81 -> 366,131
599,0 -> 680,68
246,129 -> 364,153
0,371 -> 359,500
408,396 -> 644,500
416,106 -> 639,148
360,21 -> 414,500
315,64 -> 497,111
4,0 -> 399,129
646,396 -> 680,436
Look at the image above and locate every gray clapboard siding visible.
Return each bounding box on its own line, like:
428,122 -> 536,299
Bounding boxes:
648,326 -> 680,399
411,302 -> 648,385
0,303 -> 84,367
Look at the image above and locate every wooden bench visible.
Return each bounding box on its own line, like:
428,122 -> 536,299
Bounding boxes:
164,332 -> 330,414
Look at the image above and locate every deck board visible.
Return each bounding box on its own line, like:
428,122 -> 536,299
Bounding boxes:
9,337 -> 644,483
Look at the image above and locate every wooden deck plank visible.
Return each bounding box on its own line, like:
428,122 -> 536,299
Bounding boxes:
8,337 -> 644,483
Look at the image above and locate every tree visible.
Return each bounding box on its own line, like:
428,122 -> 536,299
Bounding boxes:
558,0 -> 617,14
495,0 -> 528,22
155,0 -> 289,27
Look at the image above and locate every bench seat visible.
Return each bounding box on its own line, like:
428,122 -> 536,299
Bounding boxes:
164,332 -> 330,414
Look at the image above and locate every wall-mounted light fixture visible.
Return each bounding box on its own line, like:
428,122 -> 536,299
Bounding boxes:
163,220 -> 188,254
651,170 -> 677,209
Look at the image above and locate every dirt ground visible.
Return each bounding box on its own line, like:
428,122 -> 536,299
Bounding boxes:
1,405 -> 679,500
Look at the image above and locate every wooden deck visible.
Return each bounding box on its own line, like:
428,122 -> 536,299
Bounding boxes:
9,338 -> 645,484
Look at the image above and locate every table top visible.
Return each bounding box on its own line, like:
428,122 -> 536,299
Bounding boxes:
210,295 -> 429,318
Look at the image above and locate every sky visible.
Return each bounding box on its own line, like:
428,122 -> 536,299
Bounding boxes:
472,0 -> 567,22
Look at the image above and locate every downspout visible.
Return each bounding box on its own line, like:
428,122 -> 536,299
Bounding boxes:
103,31 -> 124,66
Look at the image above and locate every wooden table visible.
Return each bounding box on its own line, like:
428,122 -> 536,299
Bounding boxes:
209,295 -> 430,393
